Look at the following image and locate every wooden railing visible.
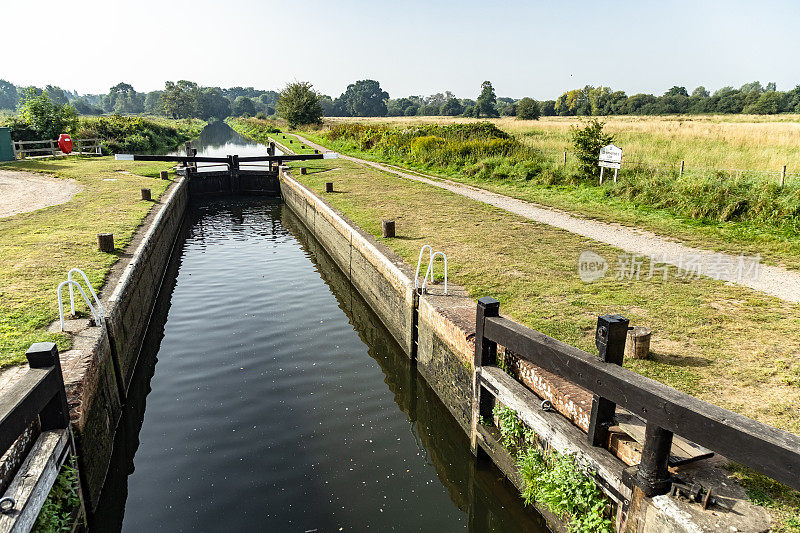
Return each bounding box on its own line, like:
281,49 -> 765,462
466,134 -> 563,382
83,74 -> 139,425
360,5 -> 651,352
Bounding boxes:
0,343 -> 86,531
470,297 -> 800,497
12,139 -> 101,159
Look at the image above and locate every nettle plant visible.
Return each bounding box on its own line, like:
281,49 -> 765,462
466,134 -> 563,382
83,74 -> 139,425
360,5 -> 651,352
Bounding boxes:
493,405 -> 614,533
33,461 -> 81,533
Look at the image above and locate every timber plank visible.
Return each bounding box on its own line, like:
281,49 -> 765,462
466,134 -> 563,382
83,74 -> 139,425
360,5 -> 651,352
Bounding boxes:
480,366 -> 631,501
0,429 -> 69,533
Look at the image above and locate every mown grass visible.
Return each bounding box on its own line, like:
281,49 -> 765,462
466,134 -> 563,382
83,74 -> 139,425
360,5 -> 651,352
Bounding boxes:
293,122 -> 800,271
0,157 -> 174,368
287,155 -> 800,530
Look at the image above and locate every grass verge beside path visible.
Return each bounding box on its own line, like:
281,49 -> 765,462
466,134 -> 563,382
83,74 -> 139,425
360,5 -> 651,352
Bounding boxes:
288,157 -> 800,526
225,118 -> 318,155
0,157 -> 175,368
296,128 -> 800,272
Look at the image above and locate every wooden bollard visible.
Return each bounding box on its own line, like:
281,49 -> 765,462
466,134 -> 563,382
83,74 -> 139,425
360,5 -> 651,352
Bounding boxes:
97,233 -> 114,253
382,219 -> 395,238
325,182 -> 334,193
625,326 -> 652,360
301,145 -> 306,149
314,149 -> 319,154
289,140 -> 293,144
300,167 -> 307,175
159,170 -> 168,180
141,188 -> 151,201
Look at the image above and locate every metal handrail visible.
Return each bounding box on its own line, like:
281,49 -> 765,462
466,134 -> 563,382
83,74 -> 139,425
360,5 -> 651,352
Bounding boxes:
415,245 -> 433,291
57,281 -> 102,331
415,245 -> 448,295
67,268 -> 104,318
422,251 -> 448,295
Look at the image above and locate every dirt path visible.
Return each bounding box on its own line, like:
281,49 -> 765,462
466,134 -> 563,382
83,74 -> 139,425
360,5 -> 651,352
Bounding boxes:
290,133 -> 800,304
0,170 -> 82,218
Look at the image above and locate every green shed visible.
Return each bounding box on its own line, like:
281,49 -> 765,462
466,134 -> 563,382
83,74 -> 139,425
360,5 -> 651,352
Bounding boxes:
0,128 -> 13,161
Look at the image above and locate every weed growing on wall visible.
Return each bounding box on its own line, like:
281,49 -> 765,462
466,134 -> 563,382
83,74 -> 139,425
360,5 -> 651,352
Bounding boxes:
493,405 -> 614,533
33,460 -> 81,533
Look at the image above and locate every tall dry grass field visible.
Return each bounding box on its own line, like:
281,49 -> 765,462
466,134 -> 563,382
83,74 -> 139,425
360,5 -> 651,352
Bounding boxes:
324,115 -> 800,178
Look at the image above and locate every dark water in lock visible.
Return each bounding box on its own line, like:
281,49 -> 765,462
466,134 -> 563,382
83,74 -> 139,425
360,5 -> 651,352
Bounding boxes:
91,125 -> 548,532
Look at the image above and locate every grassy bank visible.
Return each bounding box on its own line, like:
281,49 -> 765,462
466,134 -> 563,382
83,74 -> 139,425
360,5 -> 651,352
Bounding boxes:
323,114 -> 800,174
291,121 -> 800,272
225,117 -> 319,154
286,155 -> 800,527
76,115 -> 204,155
0,157 -> 174,368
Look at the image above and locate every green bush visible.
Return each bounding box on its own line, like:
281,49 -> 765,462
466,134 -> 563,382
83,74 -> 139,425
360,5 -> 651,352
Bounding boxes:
325,121 -> 543,178
74,115 -> 201,154
571,118 -> 613,178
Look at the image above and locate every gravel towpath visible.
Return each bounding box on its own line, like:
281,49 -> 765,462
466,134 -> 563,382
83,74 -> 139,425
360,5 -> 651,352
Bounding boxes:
290,133 -> 800,304
0,170 -> 81,218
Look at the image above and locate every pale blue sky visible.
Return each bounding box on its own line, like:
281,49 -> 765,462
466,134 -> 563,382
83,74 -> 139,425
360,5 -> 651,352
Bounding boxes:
2,0 -> 799,99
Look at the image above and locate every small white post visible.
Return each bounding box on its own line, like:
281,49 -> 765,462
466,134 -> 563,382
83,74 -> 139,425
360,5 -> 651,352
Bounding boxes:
599,166 -> 605,185
613,168 -> 618,183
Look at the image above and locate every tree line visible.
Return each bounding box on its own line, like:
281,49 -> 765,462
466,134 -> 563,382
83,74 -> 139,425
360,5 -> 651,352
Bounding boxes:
0,80 -> 279,120
2,78 -> 800,128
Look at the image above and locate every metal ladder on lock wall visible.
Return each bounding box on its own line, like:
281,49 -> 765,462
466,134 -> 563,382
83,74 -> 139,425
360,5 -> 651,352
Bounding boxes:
415,245 -> 448,295
56,268 -> 105,331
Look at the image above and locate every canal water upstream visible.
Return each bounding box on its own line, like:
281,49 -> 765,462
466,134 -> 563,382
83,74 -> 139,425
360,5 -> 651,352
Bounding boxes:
91,123 -> 547,531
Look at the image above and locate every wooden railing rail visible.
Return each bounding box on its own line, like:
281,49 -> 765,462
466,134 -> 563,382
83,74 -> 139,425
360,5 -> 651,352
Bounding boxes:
12,138 -> 101,159
0,343 -> 86,531
471,297 -> 800,497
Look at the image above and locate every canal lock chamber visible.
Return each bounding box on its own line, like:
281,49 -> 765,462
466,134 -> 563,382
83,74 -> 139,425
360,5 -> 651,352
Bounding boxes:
90,192 -> 549,532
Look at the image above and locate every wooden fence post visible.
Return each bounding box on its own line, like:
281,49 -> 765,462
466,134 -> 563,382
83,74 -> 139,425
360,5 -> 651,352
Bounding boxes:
588,314 -> 629,447
97,233 -> 114,253
781,165 -> 787,187
563,151 -> 567,164
471,297 -> 500,455
679,160 -> 685,177
25,343 -> 69,430
381,219 -> 395,238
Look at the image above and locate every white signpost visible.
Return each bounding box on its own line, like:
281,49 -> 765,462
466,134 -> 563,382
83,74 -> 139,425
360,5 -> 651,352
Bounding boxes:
598,144 -> 622,184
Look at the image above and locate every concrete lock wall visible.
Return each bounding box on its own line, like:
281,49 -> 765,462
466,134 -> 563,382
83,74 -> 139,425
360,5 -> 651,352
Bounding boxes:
278,169 -> 771,533
70,178 -> 189,508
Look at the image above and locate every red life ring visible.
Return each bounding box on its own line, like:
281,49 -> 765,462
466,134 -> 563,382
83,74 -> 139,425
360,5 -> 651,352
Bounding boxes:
58,134 -> 73,154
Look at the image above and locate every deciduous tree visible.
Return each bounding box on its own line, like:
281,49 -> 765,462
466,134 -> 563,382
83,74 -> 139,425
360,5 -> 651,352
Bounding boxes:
475,81 -> 498,118
276,81 -> 323,128
516,97 -> 540,120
